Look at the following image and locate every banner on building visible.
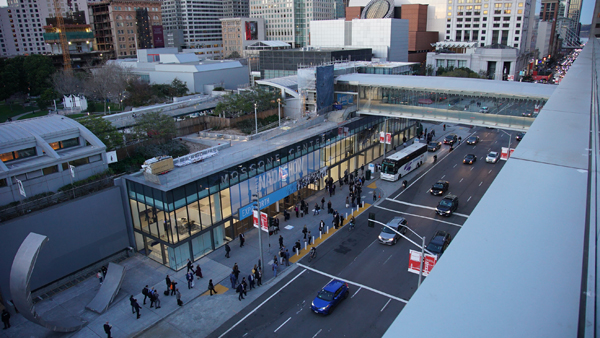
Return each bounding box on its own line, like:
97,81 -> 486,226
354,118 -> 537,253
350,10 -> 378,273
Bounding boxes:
16,178 -> 26,198
152,25 -> 165,48
253,210 -> 268,232
245,21 -> 258,40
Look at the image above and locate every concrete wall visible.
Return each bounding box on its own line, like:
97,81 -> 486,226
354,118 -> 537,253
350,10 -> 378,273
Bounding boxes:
0,187 -> 130,304
192,66 -> 250,94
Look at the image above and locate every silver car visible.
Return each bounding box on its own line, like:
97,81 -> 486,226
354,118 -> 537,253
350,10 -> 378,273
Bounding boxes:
486,151 -> 500,163
378,217 -> 408,245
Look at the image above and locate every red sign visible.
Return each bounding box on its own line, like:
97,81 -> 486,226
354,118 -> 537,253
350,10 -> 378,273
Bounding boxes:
380,132 -> 385,143
500,147 -> 514,161
385,133 -> 392,144
408,250 -> 437,276
253,210 -> 268,232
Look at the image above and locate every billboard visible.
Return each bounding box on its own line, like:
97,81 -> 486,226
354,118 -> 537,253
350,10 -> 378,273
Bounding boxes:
245,21 -> 258,41
152,25 -> 164,48
408,250 -> 437,276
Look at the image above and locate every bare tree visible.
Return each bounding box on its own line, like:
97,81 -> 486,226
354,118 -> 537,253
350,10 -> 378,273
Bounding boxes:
85,63 -> 134,113
52,70 -> 86,96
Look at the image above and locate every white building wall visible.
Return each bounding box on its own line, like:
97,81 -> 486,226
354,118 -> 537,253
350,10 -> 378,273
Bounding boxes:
389,19 -> 409,62
536,21 -> 552,57
351,18 -> 408,62
426,47 -> 517,80
309,20 -> 348,47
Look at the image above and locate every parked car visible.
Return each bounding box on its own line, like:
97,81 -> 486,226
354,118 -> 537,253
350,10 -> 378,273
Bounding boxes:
516,132 -> 525,141
429,181 -> 449,196
436,194 -> 459,216
466,136 -> 480,145
486,151 -> 500,163
428,141 -> 442,152
443,134 -> 458,145
426,230 -> 452,256
311,280 -> 350,315
378,217 -> 408,245
463,154 -> 477,164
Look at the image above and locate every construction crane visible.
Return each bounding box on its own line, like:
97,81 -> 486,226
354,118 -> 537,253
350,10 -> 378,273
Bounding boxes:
53,0 -> 72,73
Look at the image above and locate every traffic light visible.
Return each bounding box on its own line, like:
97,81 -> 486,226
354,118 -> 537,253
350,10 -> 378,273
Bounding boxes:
368,212 -> 376,227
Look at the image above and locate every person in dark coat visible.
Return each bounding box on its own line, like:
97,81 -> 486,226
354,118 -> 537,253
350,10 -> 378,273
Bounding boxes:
142,285 -> 150,304
129,295 -> 136,314
170,280 -> 178,296
237,283 -> 245,300
187,259 -> 194,273
279,235 -> 284,249
208,279 -> 217,296
103,321 -> 112,338
2,309 -> 10,329
225,243 -> 231,258
239,233 -> 245,247
165,275 -> 172,295
132,296 -> 141,318
195,265 -> 203,279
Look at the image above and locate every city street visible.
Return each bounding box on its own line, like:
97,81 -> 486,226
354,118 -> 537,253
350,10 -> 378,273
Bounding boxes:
209,127 -> 511,338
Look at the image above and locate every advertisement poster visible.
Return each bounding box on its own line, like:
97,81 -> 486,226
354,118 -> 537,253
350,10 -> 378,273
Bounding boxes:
152,25 -> 164,48
245,21 -> 258,40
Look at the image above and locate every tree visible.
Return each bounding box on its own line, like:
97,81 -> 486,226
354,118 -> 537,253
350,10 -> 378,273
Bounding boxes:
85,63 -> 132,113
52,70 -> 86,96
1,57 -> 27,101
23,55 -> 55,96
78,115 -> 124,150
36,88 -> 58,110
133,111 -> 176,143
171,78 -> 188,96
426,65 -> 434,76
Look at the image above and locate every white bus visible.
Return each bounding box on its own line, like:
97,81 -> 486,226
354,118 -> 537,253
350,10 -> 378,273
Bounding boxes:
380,143 -> 427,181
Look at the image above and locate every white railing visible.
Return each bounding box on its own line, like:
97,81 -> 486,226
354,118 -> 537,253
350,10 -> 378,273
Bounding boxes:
173,148 -> 219,167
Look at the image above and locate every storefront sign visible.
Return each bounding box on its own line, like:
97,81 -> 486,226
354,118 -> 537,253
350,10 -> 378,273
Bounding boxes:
239,182 -> 298,220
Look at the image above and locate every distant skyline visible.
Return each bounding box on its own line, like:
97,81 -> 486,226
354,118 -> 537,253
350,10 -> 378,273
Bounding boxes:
0,0 -> 594,23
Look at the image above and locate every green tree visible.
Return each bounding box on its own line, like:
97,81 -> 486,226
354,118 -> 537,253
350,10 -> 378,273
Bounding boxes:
133,111 -> 176,143
23,55 -> 56,96
79,116 -> 124,150
1,57 -> 27,101
36,88 -> 58,110
171,78 -> 188,96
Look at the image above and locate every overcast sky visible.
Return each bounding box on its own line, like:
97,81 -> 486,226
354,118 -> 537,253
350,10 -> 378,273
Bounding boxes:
0,0 -> 595,24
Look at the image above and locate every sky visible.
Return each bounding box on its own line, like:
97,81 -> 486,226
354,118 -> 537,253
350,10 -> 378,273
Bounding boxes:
0,0 -> 595,23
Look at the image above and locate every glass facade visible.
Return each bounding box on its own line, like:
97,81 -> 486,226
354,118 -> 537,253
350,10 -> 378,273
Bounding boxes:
126,115 -> 416,269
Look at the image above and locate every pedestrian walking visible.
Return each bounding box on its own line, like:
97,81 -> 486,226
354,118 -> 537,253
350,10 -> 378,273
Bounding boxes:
241,277 -> 248,294
237,283 -> 245,300
302,225 -> 308,239
279,235 -> 284,249
165,275 -> 172,294
129,295 -> 136,314
314,203 -> 319,215
328,200 -> 332,214
142,285 -> 150,305
319,220 -> 324,234
321,197 -> 325,210
176,289 -> 182,306
97,270 -> 103,285
151,288 -> 161,308
149,288 -> 156,308
208,279 -> 217,295
133,297 -> 141,318
2,309 -> 10,330
103,321 -> 112,338
186,271 -> 194,289
195,265 -> 203,279
443,124 -> 446,131
333,184 -> 336,195
230,272 -> 236,288
248,273 -> 255,289
285,250 -> 290,266
361,164 -> 365,175
233,263 -> 240,278
295,205 -> 299,217
272,260 -> 278,277
225,243 -> 231,258
170,280 -> 178,296
254,268 -> 261,286
239,233 -> 245,247
187,259 -> 194,273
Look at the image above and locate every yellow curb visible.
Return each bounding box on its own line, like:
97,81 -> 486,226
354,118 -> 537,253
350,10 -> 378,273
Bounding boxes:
367,181 -> 377,189
288,203 -> 371,263
200,284 -> 229,297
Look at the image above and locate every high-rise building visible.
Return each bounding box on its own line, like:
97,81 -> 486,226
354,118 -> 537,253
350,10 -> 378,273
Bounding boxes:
88,0 -> 162,58
161,0 -> 224,57
223,0 -> 250,18
250,0 -> 336,48
220,17 -> 265,58
0,0 -> 90,57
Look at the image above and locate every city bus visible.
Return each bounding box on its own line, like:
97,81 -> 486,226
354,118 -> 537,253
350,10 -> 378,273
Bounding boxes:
380,143 -> 427,181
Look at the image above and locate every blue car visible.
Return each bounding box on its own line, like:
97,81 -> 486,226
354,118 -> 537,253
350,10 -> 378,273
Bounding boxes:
311,280 -> 350,315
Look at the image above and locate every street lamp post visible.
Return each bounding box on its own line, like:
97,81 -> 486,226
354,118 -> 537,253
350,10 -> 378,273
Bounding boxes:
254,102 -> 258,135
277,98 -> 281,127
252,194 -> 264,275
369,218 -> 432,288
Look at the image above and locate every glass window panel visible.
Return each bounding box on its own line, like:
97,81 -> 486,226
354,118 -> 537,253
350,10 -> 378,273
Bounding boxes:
208,173 -> 220,194
220,188 -> 232,219
173,187 -> 187,209
191,231 -> 213,260
198,196 -> 212,227
129,199 -> 141,230
210,193 -> 222,223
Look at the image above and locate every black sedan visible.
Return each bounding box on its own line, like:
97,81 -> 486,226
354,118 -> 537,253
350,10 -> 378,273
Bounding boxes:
426,231 -> 452,256
516,132 -> 525,141
466,136 -> 479,145
428,141 -> 442,152
463,154 -> 477,164
429,181 -> 449,196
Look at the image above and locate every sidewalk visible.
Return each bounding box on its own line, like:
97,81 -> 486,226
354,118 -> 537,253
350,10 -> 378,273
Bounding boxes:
0,122 -> 473,338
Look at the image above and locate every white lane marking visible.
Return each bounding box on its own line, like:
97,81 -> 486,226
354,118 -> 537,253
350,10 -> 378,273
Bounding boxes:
381,299 -> 392,312
459,178 -> 464,182
441,175 -> 445,179
467,196 -> 472,202
383,254 -> 393,265
470,167 -> 474,171
375,205 -> 468,225
479,181 -> 483,186
274,317 -> 292,333
453,164 -> 457,168
351,287 -> 362,298
488,170 -> 492,174
312,329 -> 323,338
218,269 -> 307,338
297,263 -> 408,304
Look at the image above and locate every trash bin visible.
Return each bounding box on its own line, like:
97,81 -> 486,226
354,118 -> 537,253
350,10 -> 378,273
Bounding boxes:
366,169 -> 371,180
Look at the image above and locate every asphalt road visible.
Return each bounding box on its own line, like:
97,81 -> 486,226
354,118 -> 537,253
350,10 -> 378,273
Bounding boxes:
209,127 -> 514,338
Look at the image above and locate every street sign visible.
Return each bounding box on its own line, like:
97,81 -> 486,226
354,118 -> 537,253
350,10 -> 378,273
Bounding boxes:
500,147 -> 515,161
408,249 -> 437,276
380,132 -> 385,143
385,133 -> 392,144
